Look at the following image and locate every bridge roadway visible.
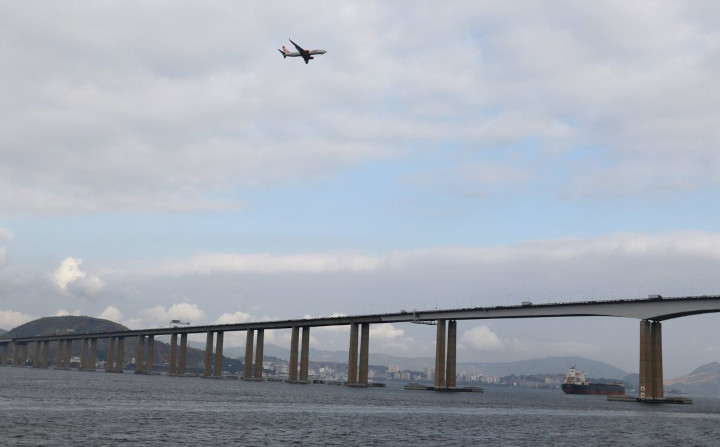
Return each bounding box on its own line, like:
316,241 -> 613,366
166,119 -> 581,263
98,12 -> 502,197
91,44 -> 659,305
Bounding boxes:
2,295 -> 720,401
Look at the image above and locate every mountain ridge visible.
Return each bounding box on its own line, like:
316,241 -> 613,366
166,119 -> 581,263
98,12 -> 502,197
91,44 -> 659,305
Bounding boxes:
220,343 -> 627,378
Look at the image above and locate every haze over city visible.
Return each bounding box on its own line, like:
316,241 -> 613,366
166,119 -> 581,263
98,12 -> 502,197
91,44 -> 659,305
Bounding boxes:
2,1 -> 720,377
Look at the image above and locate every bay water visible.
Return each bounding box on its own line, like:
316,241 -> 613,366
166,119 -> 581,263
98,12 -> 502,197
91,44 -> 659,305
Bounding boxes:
1,366 -> 718,446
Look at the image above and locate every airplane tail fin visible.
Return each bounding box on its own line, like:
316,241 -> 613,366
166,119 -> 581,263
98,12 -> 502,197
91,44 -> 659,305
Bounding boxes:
278,48 -> 287,58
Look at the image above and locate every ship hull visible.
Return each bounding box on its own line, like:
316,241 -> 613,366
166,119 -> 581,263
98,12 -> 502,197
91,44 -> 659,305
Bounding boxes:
562,383 -> 625,396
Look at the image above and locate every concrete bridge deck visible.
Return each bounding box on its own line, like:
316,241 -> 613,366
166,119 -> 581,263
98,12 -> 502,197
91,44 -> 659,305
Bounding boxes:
3,295 -> 719,343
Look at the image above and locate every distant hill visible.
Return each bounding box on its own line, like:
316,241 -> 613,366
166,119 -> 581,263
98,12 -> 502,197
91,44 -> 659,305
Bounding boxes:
665,362 -> 720,397
3,315 -> 128,338
222,343 -> 627,379
456,356 -> 627,379
0,328 -> 6,336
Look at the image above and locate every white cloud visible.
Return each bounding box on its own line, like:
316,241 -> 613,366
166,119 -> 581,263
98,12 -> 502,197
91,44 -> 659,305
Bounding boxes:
0,309 -> 36,330
370,323 -> 404,340
460,326 -> 505,352
51,257 -> 105,296
53,309 -> 82,317
0,229 -> 12,241
369,324 -> 412,351
121,318 -> 145,330
139,303 -> 206,327
98,230 -> 720,310
1,2 -> 718,215
52,258 -> 86,291
0,228 -> 12,268
213,311 -> 252,325
147,253 -> 381,276
97,306 -> 123,322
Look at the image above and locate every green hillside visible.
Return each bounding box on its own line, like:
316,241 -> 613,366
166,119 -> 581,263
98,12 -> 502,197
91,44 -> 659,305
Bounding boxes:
3,315 -> 128,338
665,362 -> 720,397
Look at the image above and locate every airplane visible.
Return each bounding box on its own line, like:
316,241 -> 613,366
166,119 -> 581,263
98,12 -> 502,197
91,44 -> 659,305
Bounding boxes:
278,39 -> 327,64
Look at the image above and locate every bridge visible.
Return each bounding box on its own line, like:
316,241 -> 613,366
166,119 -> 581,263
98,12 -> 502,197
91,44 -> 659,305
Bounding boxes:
2,295 -> 720,402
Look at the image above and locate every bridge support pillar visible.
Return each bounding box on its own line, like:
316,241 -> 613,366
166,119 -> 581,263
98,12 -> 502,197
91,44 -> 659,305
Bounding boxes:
639,320 -> 664,400
358,323 -> 370,385
37,341 -> 46,368
178,333 -> 187,375
32,341 -> 41,368
299,327 -> 310,382
201,331 -> 223,378
347,323 -> 359,384
434,319 -> 457,389
214,331 -> 224,378
135,335 -> 155,374
168,333 -> 177,375
21,343 -> 28,367
434,320 -> 446,388
54,340 -> 63,368
116,337 -> 125,372
253,329 -> 264,379
106,336 -> 124,372
80,338 -> 89,370
244,329 -> 254,379
135,335 -> 145,373
42,340 -> 51,368
446,320 -> 457,388
89,338 -> 98,371
64,340 -> 73,369
289,326 -> 299,382
204,331 -> 214,377
106,336 -> 116,372
0,343 -> 7,366
145,336 -> 154,374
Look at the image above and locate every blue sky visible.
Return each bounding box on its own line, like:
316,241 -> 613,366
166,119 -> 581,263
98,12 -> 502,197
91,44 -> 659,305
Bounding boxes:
2,1 -> 720,377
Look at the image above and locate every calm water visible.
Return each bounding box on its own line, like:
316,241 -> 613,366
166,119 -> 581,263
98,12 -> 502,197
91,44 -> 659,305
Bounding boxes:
1,367 -> 718,446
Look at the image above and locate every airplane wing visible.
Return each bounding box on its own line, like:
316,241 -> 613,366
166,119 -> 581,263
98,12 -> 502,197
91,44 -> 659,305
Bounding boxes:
289,39 -> 311,64
289,39 -> 305,53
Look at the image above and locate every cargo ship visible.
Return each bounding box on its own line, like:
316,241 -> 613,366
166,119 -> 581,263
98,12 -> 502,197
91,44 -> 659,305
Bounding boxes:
561,366 -> 625,395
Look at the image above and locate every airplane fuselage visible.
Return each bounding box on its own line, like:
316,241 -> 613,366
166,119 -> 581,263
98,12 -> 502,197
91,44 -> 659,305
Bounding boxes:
279,39 -> 327,64
283,49 -> 326,58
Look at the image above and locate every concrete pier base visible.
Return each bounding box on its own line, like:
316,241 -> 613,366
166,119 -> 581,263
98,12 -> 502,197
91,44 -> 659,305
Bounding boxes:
404,383 -> 484,392
608,395 -> 693,404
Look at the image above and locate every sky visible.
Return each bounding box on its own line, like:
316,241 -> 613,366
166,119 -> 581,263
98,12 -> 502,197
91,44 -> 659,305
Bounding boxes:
1,1 -> 720,377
